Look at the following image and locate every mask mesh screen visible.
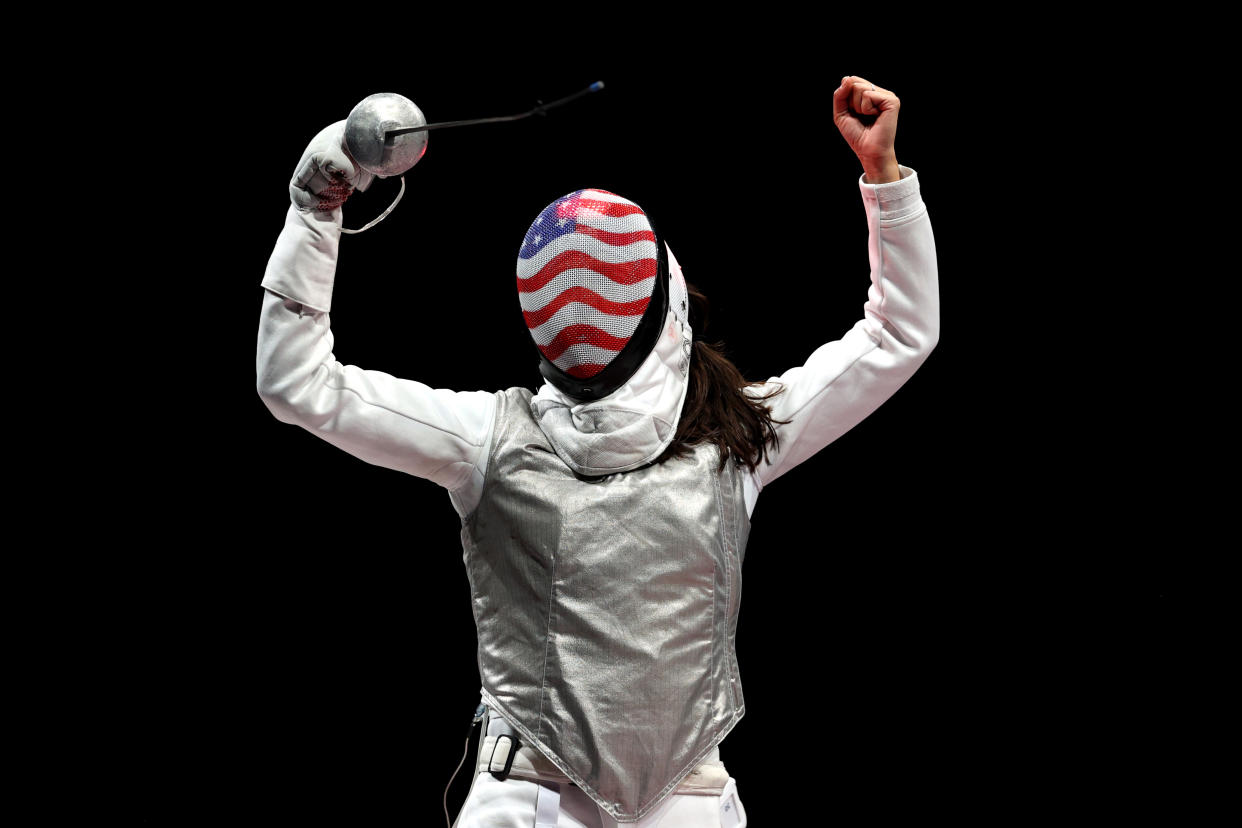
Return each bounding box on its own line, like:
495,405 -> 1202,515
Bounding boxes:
517,189 -> 658,379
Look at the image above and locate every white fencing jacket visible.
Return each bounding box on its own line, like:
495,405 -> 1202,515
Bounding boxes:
256,167 -> 938,521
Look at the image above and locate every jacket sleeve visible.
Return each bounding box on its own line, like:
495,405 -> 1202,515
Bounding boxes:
747,166 -> 939,489
256,204 -> 496,496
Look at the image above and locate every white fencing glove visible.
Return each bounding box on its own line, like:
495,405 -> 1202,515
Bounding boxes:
289,120 -> 375,213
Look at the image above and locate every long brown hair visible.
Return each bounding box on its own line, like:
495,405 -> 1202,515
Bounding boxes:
657,281 -> 788,473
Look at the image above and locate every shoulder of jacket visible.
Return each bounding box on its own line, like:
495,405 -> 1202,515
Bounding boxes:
496,386 -> 535,410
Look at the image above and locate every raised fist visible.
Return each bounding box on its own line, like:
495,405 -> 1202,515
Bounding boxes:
832,76 -> 901,183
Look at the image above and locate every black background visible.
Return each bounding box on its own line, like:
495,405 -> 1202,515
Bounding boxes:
71,28 -> 1186,824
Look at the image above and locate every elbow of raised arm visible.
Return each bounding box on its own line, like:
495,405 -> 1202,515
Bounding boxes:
256,366 -> 317,427
257,379 -> 298,426
887,308 -> 940,378
877,304 -> 939,370
256,319 -> 333,428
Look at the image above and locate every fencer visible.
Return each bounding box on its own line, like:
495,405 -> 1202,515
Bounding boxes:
256,75 -> 939,826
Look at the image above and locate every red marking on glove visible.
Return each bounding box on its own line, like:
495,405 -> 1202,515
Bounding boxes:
316,172 -> 353,211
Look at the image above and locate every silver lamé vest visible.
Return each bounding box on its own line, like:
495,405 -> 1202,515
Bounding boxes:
460,387 -> 749,822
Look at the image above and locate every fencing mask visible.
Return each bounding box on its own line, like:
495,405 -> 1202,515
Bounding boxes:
517,189 -> 675,402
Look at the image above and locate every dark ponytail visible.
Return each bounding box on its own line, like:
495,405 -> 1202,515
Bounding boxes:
657,281 -> 787,473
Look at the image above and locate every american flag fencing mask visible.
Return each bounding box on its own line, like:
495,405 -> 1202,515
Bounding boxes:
517,189 -> 671,401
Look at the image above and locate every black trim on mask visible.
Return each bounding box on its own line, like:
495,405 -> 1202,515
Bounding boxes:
537,229 -> 670,402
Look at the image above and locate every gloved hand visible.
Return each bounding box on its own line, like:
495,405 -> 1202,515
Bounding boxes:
289,120 -> 375,213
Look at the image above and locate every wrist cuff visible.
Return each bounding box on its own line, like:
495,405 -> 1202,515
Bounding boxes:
859,165 -> 921,213
259,205 -> 342,313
